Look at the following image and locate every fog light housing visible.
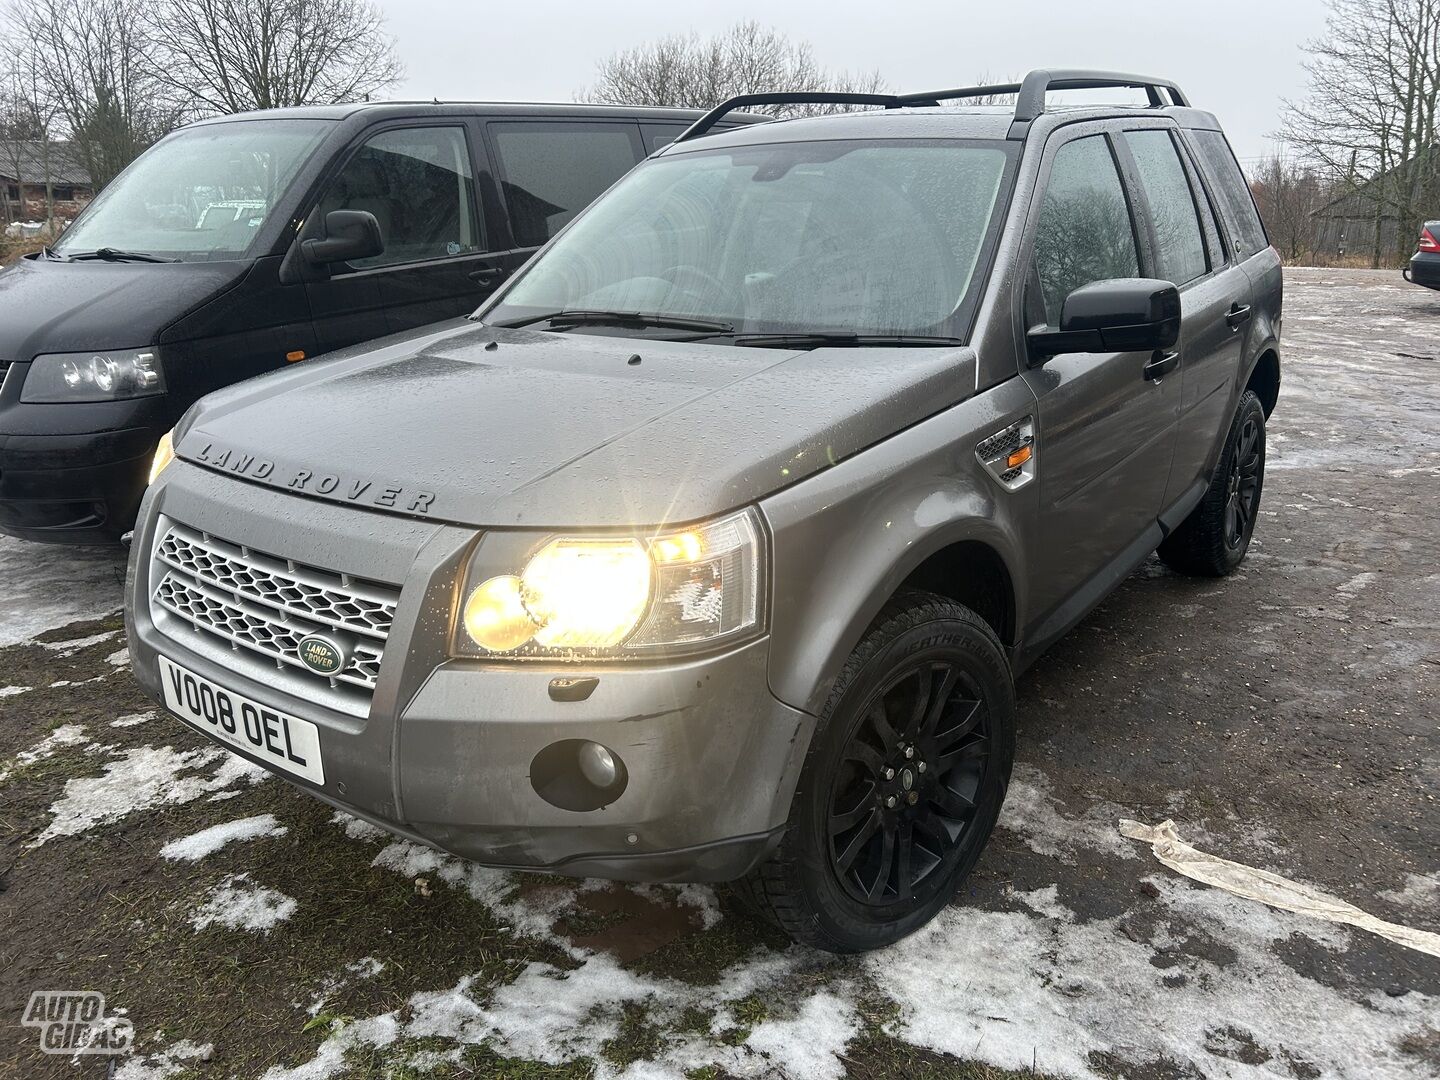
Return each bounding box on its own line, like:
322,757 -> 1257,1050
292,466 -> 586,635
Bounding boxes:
577,741 -> 618,788
531,740 -> 628,812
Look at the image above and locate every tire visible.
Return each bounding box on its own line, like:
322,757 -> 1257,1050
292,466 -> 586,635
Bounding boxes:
742,590 -> 1016,953
1158,389 -> 1267,577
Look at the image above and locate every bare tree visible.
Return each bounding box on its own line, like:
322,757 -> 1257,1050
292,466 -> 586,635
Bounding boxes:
145,0 -> 403,114
7,0 -> 185,190
578,22 -> 888,116
1249,155 -> 1332,263
1280,0 -> 1440,266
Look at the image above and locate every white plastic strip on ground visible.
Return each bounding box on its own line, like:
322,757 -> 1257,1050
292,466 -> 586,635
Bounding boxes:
1121,818 -> 1440,960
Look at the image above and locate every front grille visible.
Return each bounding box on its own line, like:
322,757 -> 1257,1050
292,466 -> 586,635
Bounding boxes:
151,523 -> 399,697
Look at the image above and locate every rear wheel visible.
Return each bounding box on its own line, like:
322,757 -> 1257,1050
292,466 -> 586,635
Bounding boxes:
742,591 -> 1015,953
1158,389 -> 1266,577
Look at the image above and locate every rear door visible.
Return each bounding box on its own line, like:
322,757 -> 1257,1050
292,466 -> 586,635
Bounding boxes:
1018,129 -> 1182,625
300,121 -> 495,353
1117,126 -> 1252,511
482,119 -> 646,279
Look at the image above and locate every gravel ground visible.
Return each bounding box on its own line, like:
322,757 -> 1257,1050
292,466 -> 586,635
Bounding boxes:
0,267 -> 1436,1080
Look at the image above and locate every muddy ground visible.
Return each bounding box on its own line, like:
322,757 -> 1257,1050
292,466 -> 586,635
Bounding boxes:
0,267 -> 1436,1080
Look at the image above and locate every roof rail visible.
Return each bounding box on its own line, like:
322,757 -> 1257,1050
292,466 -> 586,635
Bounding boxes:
673,91 -> 939,144
670,70 -> 1190,145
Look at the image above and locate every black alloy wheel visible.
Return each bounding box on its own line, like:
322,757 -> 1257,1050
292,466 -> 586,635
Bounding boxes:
1224,414 -> 1263,551
828,661 -> 991,908
739,591 -> 1015,953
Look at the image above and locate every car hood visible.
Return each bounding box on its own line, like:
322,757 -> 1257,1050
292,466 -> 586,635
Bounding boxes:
177,321 -> 978,529
0,255 -> 247,359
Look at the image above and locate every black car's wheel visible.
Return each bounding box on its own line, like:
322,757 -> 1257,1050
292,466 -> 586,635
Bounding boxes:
1158,389 -> 1267,577
741,591 -> 1015,953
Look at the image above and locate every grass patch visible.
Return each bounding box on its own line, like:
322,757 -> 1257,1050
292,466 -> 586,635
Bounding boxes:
600,1002 -> 665,1068
626,906 -> 789,985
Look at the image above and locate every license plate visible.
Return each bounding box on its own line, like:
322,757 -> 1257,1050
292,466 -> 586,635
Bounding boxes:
158,655 -> 325,786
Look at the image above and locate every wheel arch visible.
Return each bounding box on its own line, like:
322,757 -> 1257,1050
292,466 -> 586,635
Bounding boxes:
1245,347 -> 1281,417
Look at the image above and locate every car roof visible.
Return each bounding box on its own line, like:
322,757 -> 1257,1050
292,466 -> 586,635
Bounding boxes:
659,102 -> 1224,155
189,101 -> 750,126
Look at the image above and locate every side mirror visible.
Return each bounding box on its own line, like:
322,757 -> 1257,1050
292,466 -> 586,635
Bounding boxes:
301,209 -> 384,266
1027,278 -> 1180,362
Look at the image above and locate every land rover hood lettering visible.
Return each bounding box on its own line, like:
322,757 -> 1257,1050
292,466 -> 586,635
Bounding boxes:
191,441 -> 438,516
175,326 -> 977,528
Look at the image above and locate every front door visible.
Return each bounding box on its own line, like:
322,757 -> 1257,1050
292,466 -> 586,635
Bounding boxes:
1118,126 -> 1253,510
1018,130 -> 1182,627
301,123 -> 501,354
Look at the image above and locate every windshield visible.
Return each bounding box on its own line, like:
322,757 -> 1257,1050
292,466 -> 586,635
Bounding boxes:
54,119 -> 332,263
485,139 -> 1014,341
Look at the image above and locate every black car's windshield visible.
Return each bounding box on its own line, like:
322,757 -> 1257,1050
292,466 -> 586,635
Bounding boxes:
53,119 -> 332,263
484,139 -> 1014,342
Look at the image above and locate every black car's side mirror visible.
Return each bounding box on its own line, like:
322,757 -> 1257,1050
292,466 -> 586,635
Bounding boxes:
1027,278 -> 1181,362
301,210 -> 384,266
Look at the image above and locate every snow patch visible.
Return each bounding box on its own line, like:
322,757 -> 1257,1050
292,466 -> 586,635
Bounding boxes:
999,763 -> 1137,863
0,685 -> 32,698
40,630 -> 120,655
111,711 -> 157,728
0,536 -> 124,647
107,647 -> 131,666
113,1039 -> 213,1080
32,744 -> 266,846
868,879 -> 1432,1080
160,813 -> 288,861
191,873 -> 296,933
331,809 -> 389,843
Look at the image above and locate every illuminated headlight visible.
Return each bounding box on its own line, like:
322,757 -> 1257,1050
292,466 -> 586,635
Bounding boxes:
454,508 -> 765,659
21,349 -> 165,403
148,430 -> 176,485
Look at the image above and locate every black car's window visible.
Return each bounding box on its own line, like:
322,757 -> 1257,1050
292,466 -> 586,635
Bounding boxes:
1124,130 -> 1208,286
52,119 -> 331,262
319,126 -> 480,271
1033,135 -> 1141,325
490,122 -> 643,248
1188,130 -> 1268,259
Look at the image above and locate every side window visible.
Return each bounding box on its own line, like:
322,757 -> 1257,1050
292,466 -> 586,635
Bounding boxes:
1188,130 -> 1268,259
641,124 -> 687,154
1124,130 -> 1208,286
490,122 -> 643,248
1033,135 -> 1141,326
319,126 -> 480,271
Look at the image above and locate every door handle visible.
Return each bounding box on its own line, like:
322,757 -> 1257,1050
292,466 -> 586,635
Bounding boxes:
1144,350 -> 1180,381
1226,303 -> 1252,330
468,265 -> 506,287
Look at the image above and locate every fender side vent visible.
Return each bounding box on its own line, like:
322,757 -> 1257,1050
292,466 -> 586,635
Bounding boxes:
977,417 -> 1036,491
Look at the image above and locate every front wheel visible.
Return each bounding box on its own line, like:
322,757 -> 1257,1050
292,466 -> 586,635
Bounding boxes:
1158,389 -> 1267,577
741,591 -> 1016,953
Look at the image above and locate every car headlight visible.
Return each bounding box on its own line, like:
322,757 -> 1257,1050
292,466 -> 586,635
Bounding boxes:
20,349 -> 165,403
148,430 -> 176,485
454,507 -> 766,659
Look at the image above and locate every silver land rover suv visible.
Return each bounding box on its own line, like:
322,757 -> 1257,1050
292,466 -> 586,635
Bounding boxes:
126,71 -> 1283,953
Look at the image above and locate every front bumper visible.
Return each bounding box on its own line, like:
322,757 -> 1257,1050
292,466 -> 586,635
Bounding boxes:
0,428 -> 155,543
1405,252 -> 1440,290
126,463 -> 814,882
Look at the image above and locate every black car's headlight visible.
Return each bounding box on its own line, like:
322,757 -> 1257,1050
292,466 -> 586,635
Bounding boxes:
20,349 -> 165,403
452,508 -> 766,659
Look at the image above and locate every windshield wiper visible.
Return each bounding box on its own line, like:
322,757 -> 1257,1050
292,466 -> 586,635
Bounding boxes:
728,332 -> 966,349
64,247 -> 179,264
491,309 -> 734,334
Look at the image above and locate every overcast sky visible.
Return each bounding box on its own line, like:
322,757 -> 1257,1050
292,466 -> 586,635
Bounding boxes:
375,0 -> 1330,166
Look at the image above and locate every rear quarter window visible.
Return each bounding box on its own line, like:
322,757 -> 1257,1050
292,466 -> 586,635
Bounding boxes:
1188,130 -> 1268,260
